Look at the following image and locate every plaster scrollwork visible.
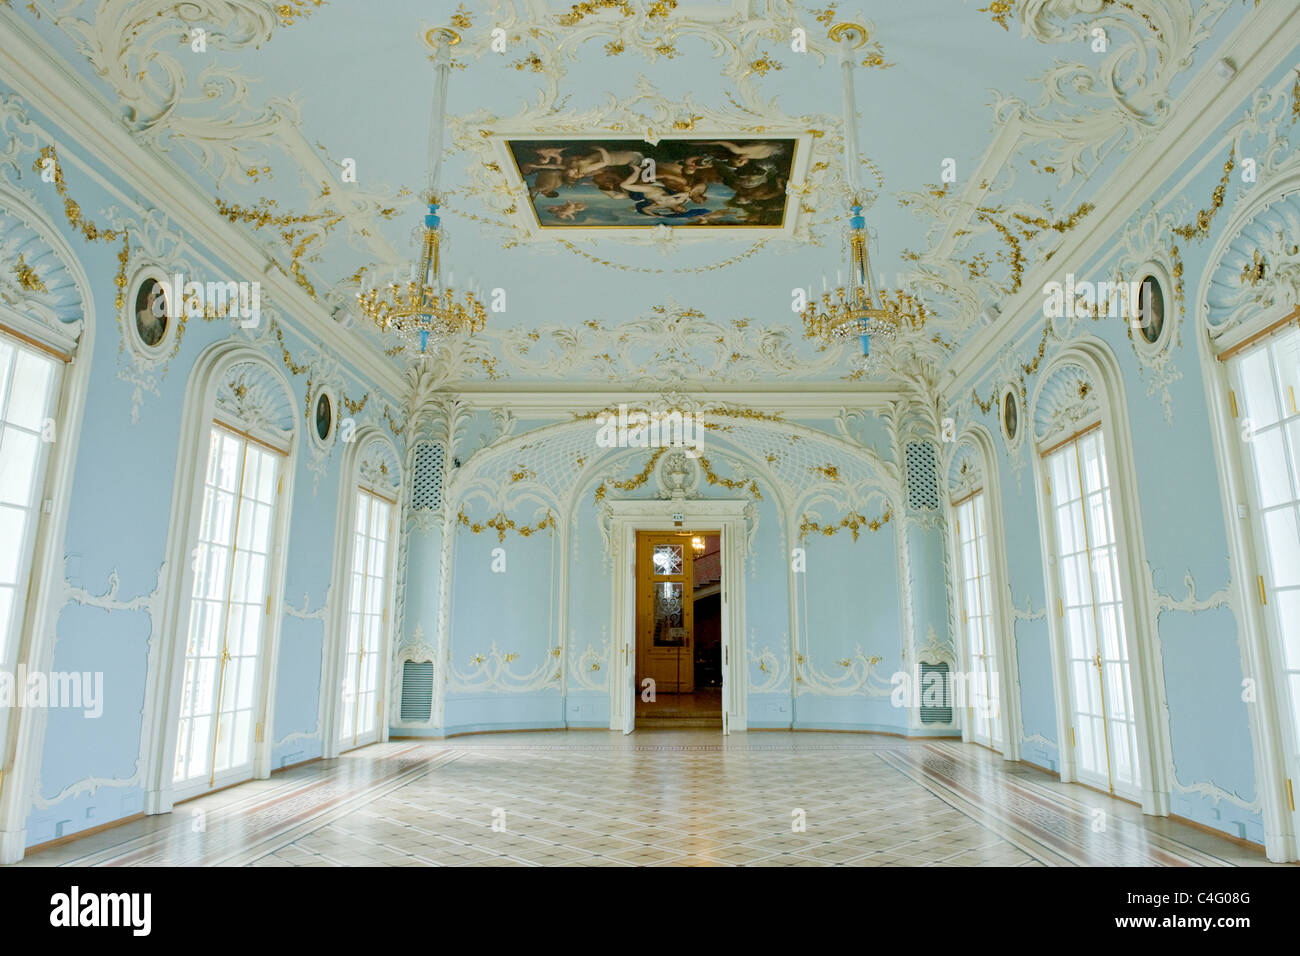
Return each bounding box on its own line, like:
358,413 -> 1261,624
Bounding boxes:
1206,192 -> 1300,341
31,566 -> 168,809
1112,207 -> 1185,423
358,436 -> 403,498
992,0 -> 1237,182
946,441 -> 984,503
1220,79 -> 1297,200
420,299 -> 856,388
1031,361 -> 1100,447
1021,732 -> 1058,752
1169,777 -> 1261,813
1137,567 -> 1257,813
283,590 -> 328,622
1011,592 -> 1047,622
446,641 -> 563,694
461,0 -> 846,103
1149,567 -> 1232,616
213,357 -> 296,440
45,0 -> 404,286
0,93 -> 41,182
568,631 -> 610,693
915,625 -> 957,668
0,201 -> 86,346
794,645 -> 893,698
747,638 -> 789,694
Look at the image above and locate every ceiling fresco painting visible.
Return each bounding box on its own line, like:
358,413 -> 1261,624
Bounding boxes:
506,137 -> 797,228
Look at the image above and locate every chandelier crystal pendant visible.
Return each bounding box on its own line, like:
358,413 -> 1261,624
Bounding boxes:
801,24 -> 927,373
354,27 -> 483,354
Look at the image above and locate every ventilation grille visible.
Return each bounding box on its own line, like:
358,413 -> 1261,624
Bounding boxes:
410,441 -> 444,512
918,661 -> 953,724
400,660 -> 434,722
905,441 -> 939,511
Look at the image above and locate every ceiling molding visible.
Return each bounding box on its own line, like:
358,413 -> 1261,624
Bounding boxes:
942,0 -> 1300,402
448,389 -> 900,417
0,7 -> 406,398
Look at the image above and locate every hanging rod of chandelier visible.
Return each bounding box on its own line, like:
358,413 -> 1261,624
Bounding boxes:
354,26 -> 484,354
801,23 -> 929,373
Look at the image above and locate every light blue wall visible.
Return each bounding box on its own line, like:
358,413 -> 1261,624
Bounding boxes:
956,54 -> 1300,842
441,508 -> 561,734
6,87 -> 395,848
422,433 -> 919,737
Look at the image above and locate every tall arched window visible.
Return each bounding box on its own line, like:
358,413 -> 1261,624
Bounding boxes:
1030,346 -> 1166,810
0,334 -> 62,684
326,432 -> 402,754
1197,182 -> 1300,861
0,192 -> 94,865
946,431 -> 1015,757
172,422 -> 287,791
1042,424 -> 1140,795
148,346 -> 297,811
1216,309 -> 1300,854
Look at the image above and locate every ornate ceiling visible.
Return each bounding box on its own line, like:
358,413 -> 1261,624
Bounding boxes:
5,0 -> 1257,390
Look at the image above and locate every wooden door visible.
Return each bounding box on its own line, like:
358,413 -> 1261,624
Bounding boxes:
636,532 -> 695,695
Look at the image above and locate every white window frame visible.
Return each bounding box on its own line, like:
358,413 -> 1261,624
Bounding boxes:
145,344 -> 297,815
1211,309 -> 1300,860
1030,344 -> 1169,818
950,489 -> 1004,753
322,431 -> 402,757
944,429 -> 1020,761
0,324 -> 66,773
0,191 -> 94,866
335,487 -> 395,752
1040,425 -> 1143,800
170,422 -> 286,800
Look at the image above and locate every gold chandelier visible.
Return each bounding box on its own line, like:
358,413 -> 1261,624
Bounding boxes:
355,200 -> 486,352
354,27 -> 483,354
801,25 -> 929,373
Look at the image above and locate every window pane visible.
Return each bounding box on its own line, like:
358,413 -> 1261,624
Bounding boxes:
1240,346 -> 1280,427
1276,590 -> 1300,672
1263,507 -> 1300,588
0,428 -> 40,506
0,506 -> 27,585
1251,428 -> 1292,509
6,349 -> 54,430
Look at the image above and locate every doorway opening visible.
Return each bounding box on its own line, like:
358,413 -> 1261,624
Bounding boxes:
634,530 -> 723,729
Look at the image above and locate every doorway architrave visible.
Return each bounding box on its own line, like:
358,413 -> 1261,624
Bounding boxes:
607,499 -> 748,734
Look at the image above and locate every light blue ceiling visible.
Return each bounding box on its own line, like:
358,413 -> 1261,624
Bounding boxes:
11,0 -> 1253,383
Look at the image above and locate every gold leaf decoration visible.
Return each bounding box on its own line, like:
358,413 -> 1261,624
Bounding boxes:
799,507 -> 893,542
274,1 -> 325,27
1173,148 -> 1235,243
13,253 -> 48,293
32,145 -> 131,311
457,508 -> 557,543
978,0 -> 1014,30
